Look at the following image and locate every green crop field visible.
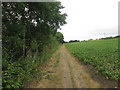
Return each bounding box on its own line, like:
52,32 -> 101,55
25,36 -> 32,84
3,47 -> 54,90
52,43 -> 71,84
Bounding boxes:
65,37 -> 119,81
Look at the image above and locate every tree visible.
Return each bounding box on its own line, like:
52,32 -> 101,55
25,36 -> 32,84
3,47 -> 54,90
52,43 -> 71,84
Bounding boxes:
2,2 -> 67,62
2,2 -> 67,88
55,32 -> 64,43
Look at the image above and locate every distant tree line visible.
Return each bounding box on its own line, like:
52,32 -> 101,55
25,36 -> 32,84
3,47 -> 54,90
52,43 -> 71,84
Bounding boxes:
101,35 -> 120,40
67,35 -> 120,43
69,40 -> 80,43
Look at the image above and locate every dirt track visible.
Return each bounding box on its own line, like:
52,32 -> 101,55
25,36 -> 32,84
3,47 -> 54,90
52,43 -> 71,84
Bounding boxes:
25,45 -> 117,88
59,45 -> 101,88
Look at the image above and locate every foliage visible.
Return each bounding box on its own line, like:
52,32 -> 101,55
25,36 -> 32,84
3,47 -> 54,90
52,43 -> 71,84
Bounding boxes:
69,40 -> 80,43
65,38 -> 119,81
2,2 -> 67,88
3,36 -> 60,88
55,32 -> 64,43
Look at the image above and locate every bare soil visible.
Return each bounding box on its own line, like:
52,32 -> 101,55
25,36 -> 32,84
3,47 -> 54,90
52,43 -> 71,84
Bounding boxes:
24,45 -> 118,88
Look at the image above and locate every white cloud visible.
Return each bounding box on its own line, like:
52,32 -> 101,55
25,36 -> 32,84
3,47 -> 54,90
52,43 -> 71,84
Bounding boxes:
59,0 -> 119,41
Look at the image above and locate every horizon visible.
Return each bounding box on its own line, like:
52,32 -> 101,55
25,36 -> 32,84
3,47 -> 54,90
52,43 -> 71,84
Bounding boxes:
64,35 -> 119,42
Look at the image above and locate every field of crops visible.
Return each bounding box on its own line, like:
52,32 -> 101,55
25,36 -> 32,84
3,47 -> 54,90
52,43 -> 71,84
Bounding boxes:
65,37 -> 119,81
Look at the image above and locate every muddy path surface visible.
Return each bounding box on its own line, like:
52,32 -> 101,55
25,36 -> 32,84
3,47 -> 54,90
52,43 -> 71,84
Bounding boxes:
25,45 -> 117,88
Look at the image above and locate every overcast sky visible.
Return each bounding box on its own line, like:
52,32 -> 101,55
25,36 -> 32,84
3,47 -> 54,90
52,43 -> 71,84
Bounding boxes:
59,0 -> 119,41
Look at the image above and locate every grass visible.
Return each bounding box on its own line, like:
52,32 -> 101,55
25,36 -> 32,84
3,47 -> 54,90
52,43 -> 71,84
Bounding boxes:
2,36 -> 61,88
65,37 -> 119,81
54,52 -> 60,67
